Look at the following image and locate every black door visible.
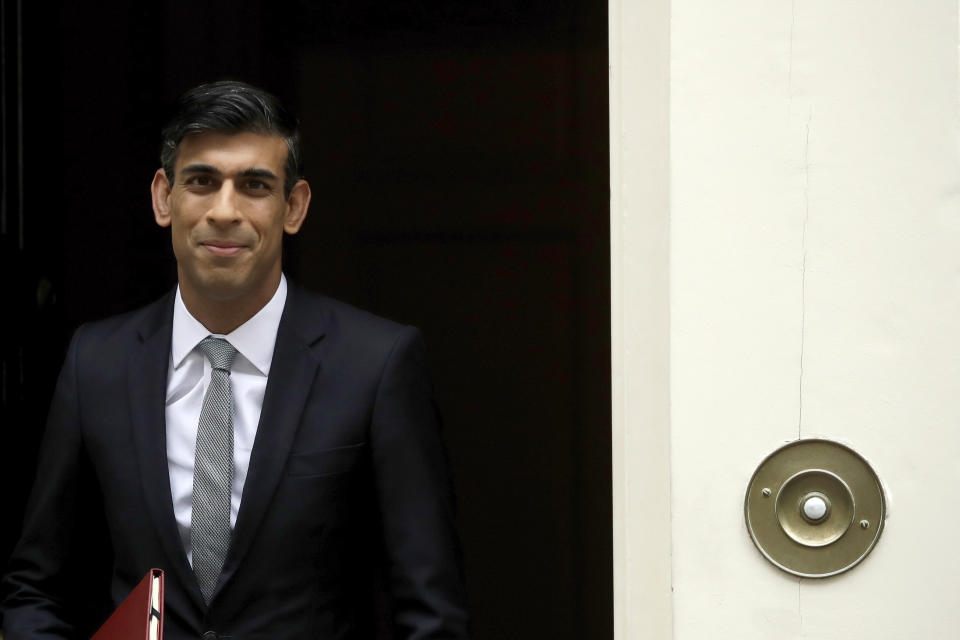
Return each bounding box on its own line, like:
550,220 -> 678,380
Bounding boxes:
1,2 -> 611,637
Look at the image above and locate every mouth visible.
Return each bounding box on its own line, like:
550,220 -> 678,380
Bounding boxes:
199,241 -> 248,257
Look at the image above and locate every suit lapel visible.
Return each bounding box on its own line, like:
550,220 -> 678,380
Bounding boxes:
216,285 -> 326,595
128,292 -> 207,611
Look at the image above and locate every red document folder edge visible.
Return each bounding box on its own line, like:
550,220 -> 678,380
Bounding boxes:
91,569 -> 164,640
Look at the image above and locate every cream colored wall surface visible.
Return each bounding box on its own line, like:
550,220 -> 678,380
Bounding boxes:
670,0 -> 960,638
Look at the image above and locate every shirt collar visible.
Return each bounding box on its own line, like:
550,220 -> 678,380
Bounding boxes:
170,274 -> 288,376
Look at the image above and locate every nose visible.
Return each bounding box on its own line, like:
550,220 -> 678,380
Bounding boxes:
206,181 -> 242,224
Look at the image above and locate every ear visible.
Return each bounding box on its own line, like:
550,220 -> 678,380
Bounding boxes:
283,179 -> 311,234
151,168 -> 173,228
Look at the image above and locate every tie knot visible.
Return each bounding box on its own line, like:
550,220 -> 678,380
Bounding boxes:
198,336 -> 238,372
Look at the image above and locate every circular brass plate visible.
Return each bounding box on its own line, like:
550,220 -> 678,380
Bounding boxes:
744,439 -> 885,578
776,470 -> 853,547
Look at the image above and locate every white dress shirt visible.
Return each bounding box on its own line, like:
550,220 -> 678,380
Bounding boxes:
165,275 -> 287,565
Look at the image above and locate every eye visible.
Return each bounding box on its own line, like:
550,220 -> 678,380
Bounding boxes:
185,175 -> 213,187
243,179 -> 274,195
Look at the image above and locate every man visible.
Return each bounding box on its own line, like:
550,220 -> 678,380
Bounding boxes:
1,81 -> 470,639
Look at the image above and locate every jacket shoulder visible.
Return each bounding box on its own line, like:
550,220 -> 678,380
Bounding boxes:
70,291 -> 174,357
286,285 -> 417,355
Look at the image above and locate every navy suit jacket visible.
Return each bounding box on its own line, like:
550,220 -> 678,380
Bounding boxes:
1,284 -> 470,639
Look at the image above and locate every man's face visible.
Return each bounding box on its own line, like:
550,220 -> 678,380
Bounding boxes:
151,131 -> 309,305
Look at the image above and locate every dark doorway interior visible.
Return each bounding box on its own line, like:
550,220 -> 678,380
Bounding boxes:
1,2 -> 610,637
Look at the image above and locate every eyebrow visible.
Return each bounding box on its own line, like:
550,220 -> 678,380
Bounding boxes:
180,164 -> 280,181
238,168 -> 280,181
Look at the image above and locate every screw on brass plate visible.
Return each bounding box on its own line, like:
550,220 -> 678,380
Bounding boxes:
860,520 -> 870,529
761,488 -> 772,497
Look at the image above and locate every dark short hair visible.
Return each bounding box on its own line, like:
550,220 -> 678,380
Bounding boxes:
160,80 -> 302,196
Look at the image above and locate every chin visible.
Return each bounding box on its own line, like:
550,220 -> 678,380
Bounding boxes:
189,271 -> 252,302
180,260 -> 276,303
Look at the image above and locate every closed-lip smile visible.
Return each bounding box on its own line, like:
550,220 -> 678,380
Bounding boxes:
200,240 -> 248,257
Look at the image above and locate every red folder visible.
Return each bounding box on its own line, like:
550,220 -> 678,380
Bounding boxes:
91,569 -> 164,640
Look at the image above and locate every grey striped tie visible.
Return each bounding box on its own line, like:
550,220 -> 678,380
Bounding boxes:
191,336 -> 238,604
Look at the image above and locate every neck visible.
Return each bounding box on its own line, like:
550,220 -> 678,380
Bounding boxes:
178,272 -> 281,335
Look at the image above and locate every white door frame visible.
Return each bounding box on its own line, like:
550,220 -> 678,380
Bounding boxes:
610,0 -> 673,637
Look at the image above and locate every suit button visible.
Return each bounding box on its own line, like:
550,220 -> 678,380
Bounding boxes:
201,632 -> 217,640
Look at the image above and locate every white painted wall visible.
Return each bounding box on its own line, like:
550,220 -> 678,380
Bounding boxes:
613,0 -> 960,637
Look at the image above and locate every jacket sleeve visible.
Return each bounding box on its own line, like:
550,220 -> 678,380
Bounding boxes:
369,327 -> 471,639
1,328 -> 87,639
